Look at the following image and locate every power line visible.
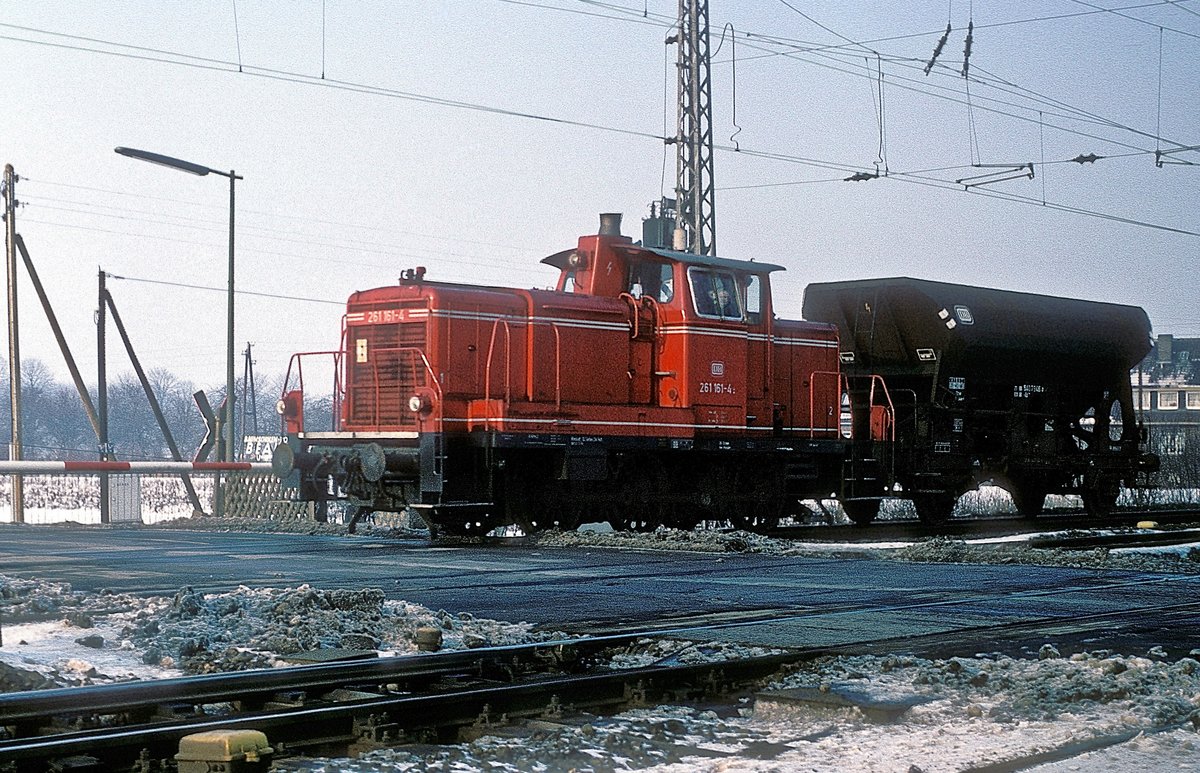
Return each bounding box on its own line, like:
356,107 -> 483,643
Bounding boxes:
723,39 -> 1196,155
0,24 -> 666,144
4,13 -> 1197,245
740,1 -> 1199,54
21,192 -> 541,266
19,215 -> 553,281
1164,0 -> 1200,19
107,273 -> 346,306
775,0 -> 878,55
740,25 -> 1198,157
21,177 -> 537,253
1066,0 -> 1200,40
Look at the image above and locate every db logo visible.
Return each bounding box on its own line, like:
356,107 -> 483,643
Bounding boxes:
710,361 -> 725,377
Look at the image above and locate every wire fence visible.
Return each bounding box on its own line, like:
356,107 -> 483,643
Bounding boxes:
0,472 -> 310,525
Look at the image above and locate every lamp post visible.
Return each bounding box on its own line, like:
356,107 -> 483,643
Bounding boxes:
114,147 -> 242,513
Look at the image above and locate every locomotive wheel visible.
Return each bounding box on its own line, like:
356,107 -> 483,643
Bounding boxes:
729,471 -> 786,531
841,499 -> 879,526
346,506 -> 372,534
730,513 -> 779,531
611,456 -> 664,533
912,493 -> 956,526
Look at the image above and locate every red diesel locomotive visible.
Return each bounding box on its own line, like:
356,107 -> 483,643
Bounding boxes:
272,214 -> 872,534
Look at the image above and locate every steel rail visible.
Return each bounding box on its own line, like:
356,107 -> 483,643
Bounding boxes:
0,633 -> 651,725
1029,528 -> 1200,551
5,598 -> 1199,767
7,573 -> 1198,727
764,507 -> 1200,542
0,652 -> 802,764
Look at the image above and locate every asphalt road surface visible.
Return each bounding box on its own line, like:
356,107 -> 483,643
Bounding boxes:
1,524 -> 1196,656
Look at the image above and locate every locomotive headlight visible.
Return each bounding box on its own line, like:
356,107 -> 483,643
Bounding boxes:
409,394 -> 430,414
276,399 -> 287,415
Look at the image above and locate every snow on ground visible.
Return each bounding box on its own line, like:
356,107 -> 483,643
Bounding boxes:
274,651 -> 1200,773
3,573 -> 1200,771
0,575 -> 566,690
538,526 -> 1200,576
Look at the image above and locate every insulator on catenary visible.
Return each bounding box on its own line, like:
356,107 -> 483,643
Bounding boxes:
961,20 -> 974,78
924,22 -> 952,76
1072,153 -> 1102,164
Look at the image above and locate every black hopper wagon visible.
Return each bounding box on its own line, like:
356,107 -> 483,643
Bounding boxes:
803,277 -> 1160,525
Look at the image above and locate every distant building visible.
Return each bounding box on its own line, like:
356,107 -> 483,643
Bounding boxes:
1131,334 -> 1200,484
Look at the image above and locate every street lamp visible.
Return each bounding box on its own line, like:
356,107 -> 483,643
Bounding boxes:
114,147 -> 242,512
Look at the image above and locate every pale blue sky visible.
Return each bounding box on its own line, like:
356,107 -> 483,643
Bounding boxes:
4,1 -> 1198,389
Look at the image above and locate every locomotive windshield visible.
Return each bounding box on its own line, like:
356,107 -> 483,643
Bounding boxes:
689,268 -> 742,321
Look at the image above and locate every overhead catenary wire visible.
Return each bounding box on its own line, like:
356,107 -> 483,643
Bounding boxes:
3,16 -> 1193,164
19,178 -> 537,253
739,35 -> 1194,158
3,7 -> 1196,251
231,0 -> 244,72
107,273 -> 345,306
20,193 -> 539,263
1066,0 -> 1200,40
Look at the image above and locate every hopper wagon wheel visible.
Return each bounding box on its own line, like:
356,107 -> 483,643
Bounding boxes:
1080,473 -> 1121,518
1008,482 -> 1048,519
912,493 -> 956,526
841,499 -> 879,526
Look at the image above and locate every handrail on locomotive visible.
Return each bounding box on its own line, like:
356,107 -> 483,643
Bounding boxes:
280,346 -> 442,434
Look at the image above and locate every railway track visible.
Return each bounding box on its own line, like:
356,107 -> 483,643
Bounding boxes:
0,634 -> 798,771
762,507 -> 1200,543
5,574 -> 1198,771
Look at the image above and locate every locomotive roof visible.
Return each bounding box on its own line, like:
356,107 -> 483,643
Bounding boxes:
541,244 -> 786,274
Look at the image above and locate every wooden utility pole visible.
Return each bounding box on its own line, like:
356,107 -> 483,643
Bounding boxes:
3,164 -> 23,523
98,268 -> 111,523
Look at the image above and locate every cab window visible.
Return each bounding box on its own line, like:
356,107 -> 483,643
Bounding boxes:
744,274 -> 763,324
689,268 -> 741,320
628,261 -> 674,303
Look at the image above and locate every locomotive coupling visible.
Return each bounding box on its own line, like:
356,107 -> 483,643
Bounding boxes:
271,440 -> 420,483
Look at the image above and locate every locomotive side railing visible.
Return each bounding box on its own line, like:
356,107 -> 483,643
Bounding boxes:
866,374 -> 897,442
481,319 -> 514,429
478,316 -> 569,427
282,350 -> 345,432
